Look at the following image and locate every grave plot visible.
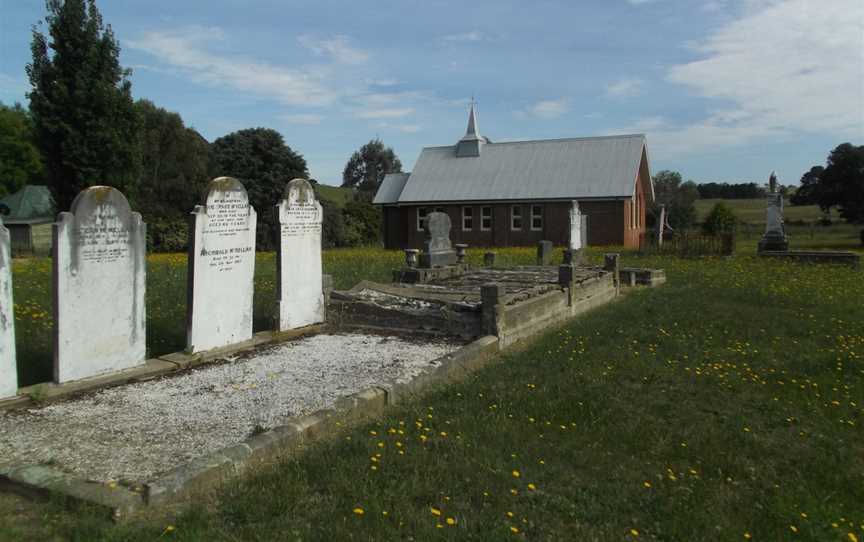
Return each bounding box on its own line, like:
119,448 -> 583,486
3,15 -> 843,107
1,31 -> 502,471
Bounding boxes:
329,265 -> 616,346
0,333 -> 460,484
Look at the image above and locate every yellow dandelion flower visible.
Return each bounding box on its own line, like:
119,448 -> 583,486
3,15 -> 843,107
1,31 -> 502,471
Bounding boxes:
510,488 -> 518,496
630,528 -> 639,537
512,470 -> 521,478
848,534 -> 858,542
527,483 -> 536,491
790,525 -> 798,533
431,507 -> 442,516
446,517 -> 456,526
353,507 -> 365,516
510,526 -> 520,534
744,533 -> 751,539
506,511 -> 514,518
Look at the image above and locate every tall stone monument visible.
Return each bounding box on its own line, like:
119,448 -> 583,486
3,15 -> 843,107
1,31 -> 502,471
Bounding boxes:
0,217 -> 16,398
187,177 -> 257,353
418,212 -> 457,268
276,178 -> 324,331
758,171 -> 789,252
53,187 -> 146,383
569,201 -> 584,251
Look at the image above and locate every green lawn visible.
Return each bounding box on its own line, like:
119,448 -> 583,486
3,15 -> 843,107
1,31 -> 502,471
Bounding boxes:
694,198 -> 831,225
315,184 -> 353,208
2,247 -> 862,541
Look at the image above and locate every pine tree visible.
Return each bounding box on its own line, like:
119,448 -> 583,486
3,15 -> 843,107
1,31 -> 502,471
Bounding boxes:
27,0 -> 141,211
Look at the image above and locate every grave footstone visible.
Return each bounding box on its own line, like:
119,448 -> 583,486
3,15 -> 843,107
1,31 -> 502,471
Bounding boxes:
419,212 -> 457,267
187,177 -> 257,352
276,178 -> 324,331
53,187 -> 146,383
0,217 -> 16,398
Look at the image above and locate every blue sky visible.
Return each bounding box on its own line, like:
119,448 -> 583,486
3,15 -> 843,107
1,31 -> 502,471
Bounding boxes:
1,0 -> 862,186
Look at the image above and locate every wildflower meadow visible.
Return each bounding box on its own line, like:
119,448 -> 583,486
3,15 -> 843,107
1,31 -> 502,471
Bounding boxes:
1,244 -> 862,540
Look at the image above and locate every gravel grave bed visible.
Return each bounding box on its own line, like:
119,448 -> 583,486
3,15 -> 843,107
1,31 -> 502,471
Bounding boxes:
0,333 -> 459,483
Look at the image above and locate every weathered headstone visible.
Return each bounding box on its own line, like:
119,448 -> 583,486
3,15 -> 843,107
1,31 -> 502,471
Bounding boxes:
537,240 -> 553,266
604,253 -> 620,290
419,212 -> 457,267
0,217 -> 16,398
53,187 -> 146,383
187,177 -> 257,352
276,178 -> 324,331
758,171 -> 789,252
569,201 -> 583,251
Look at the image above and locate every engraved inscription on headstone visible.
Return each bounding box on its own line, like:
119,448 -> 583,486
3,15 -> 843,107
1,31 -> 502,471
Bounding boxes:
276,178 -> 324,330
53,187 -> 146,383
0,217 -> 17,398
419,211 -> 457,267
187,177 -> 257,352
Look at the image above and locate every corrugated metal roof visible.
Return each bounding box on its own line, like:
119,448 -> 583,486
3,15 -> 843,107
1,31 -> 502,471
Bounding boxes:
0,185 -> 55,220
393,134 -> 647,203
373,173 -> 410,204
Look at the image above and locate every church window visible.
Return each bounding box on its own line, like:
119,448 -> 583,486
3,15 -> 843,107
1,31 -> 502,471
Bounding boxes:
462,207 -> 473,230
531,205 -> 543,231
417,207 -> 427,231
481,207 -> 492,230
511,206 -> 523,230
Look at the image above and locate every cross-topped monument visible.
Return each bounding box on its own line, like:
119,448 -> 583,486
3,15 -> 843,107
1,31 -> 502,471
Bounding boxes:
758,171 -> 789,252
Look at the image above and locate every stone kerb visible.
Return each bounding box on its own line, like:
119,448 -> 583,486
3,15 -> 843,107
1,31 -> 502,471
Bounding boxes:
52,187 -> 147,383
187,177 -> 257,353
0,217 -> 16,399
276,178 -> 324,331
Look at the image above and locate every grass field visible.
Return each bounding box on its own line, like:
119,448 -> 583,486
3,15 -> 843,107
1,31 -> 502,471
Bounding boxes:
2,248 -> 861,541
694,198 -> 833,225
315,184 -> 353,208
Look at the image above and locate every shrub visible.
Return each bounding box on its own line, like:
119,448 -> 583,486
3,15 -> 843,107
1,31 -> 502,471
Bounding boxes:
147,217 -> 188,253
702,202 -> 738,235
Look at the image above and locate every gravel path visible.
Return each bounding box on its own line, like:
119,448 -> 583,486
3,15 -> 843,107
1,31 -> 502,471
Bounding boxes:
0,333 -> 458,483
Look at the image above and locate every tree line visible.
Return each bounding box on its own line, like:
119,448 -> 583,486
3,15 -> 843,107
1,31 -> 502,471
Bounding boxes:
0,0 -> 400,251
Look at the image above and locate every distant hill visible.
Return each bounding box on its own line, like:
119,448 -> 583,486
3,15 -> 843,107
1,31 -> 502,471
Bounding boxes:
315,184 -> 353,208
694,198 -> 833,224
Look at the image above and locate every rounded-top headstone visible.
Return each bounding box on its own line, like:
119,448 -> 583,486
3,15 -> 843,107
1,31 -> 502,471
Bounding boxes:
283,178 -> 316,202
53,185 -> 146,383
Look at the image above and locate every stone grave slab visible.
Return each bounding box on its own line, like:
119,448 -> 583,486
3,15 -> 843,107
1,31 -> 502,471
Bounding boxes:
53,187 -> 146,383
276,178 -> 324,330
0,217 -> 16,398
187,177 -> 257,353
419,211 -> 457,267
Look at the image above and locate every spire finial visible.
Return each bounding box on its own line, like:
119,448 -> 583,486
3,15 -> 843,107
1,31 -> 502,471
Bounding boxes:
465,96 -> 479,140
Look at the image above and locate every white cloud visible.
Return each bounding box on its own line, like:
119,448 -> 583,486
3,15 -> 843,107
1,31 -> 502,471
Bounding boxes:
280,114 -> 324,125
612,0 -> 864,157
376,122 -> 421,133
606,77 -> 644,97
128,26 -> 337,106
516,99 -> 569,119
440,31 -> 485,42
297,35 -> 369,65
353,108 -> 414,119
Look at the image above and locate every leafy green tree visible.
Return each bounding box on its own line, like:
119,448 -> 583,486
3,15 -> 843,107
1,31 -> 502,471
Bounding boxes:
791,166 -> 823,206
817,143 -> 864,224
211,128 -> 308,249
341,139 -> 402,194
136,99 -> 213,218
342,198 -> 382,246
649,170 -> 697,231
27,0 -> 141,211
0,102 -> 44,197
702,202 -> 737,235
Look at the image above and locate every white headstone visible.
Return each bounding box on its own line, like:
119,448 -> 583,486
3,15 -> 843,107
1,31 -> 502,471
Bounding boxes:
276,179 -> 324,330
0,217 -> 17,398
53,187 -> 146,383
569,201 -> 583,251
187,177 -> 257,353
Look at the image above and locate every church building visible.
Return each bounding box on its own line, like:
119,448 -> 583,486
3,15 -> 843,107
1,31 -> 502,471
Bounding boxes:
373,105 -> 654,249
